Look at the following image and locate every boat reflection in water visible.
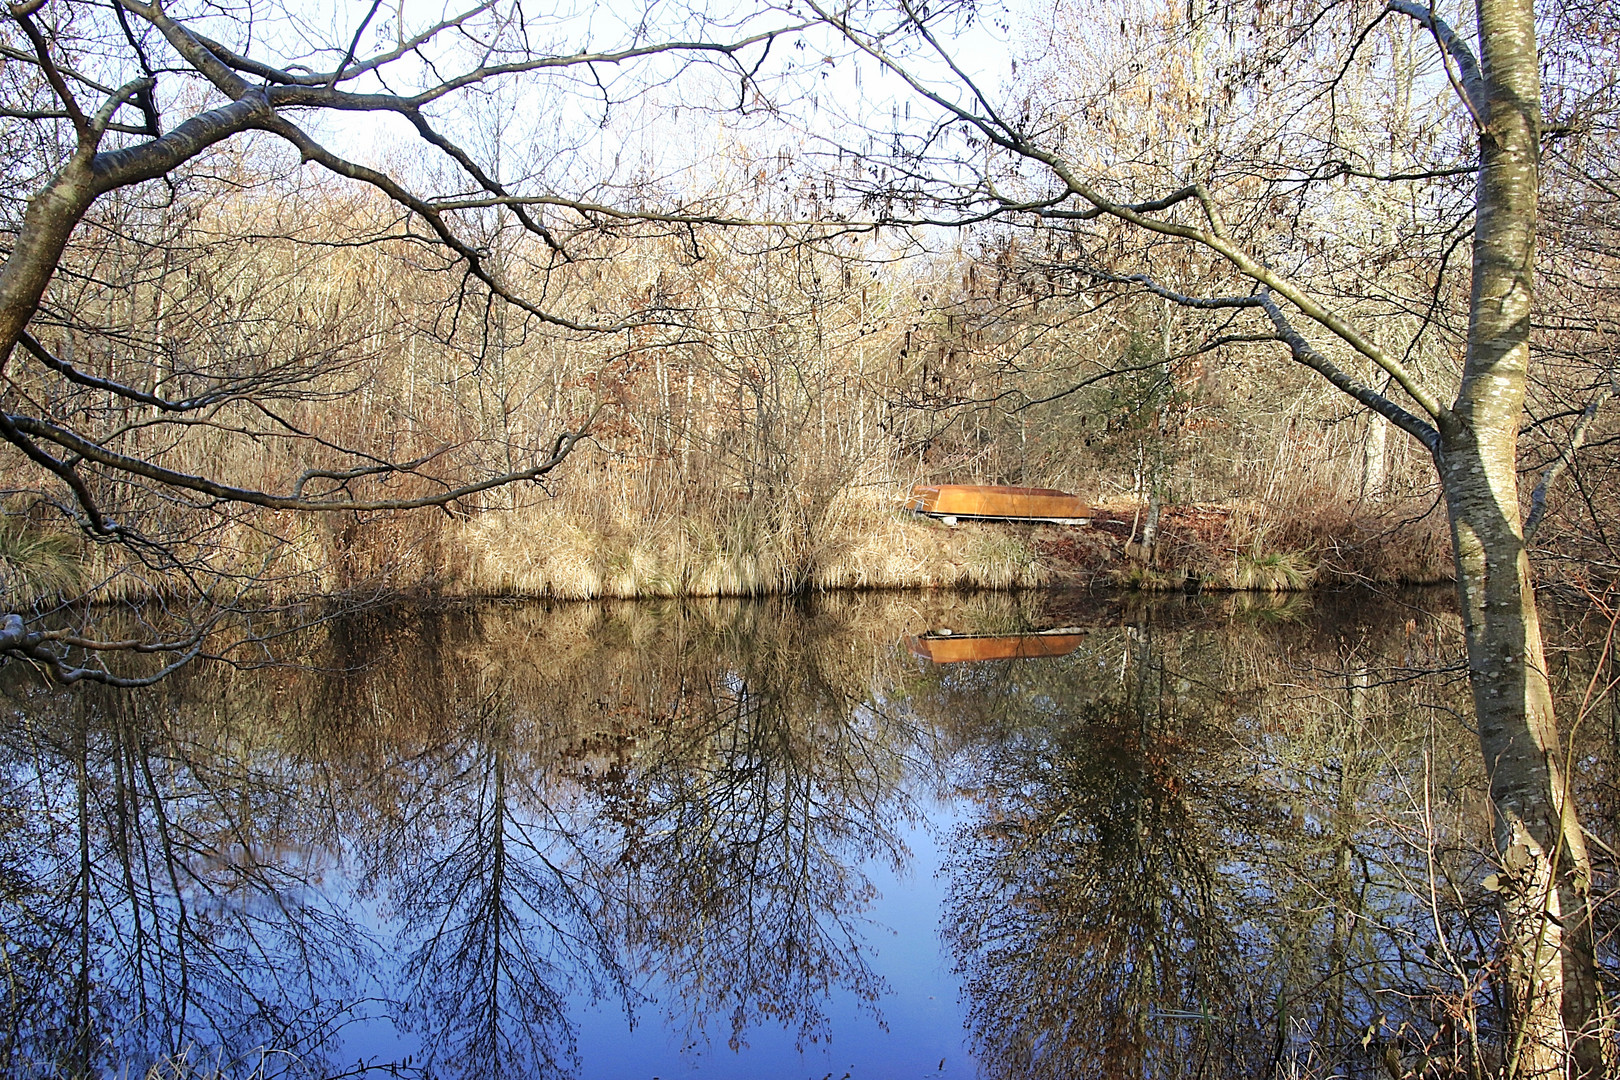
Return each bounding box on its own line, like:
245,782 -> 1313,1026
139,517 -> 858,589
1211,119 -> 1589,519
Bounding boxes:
0,589 -> 1540,1079
905,628 -> 1088,663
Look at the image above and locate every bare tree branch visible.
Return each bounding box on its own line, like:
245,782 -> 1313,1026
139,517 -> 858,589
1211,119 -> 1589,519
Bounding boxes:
1525,381 -> 1617,539
1386,0 -> 1488,125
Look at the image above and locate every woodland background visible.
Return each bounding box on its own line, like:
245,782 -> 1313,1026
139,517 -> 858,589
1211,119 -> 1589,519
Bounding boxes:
0,0 -> 1612,608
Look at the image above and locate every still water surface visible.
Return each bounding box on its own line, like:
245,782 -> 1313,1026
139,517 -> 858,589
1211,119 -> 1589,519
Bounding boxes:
3,588 -> 1501,1078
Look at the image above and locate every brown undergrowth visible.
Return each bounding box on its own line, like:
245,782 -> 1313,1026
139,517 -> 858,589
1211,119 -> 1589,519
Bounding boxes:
4,484 -> 1453,606
1038,495 -> 1454,593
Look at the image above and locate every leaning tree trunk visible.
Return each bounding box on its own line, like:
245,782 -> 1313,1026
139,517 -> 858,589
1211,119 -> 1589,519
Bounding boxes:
1445,0 -> 1600,1071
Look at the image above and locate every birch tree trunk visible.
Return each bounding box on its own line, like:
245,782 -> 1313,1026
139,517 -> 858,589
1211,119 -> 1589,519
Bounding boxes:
1445,0 -> 1599,1070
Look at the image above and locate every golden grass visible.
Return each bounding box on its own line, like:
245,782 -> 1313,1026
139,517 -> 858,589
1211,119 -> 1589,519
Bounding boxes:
448,487 -> 1049,599
0,513 -> 80,607
1227,549 -> 1316,592
3,476 -> 1455,609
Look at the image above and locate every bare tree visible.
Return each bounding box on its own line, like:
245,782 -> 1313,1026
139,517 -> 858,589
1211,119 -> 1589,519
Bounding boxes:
805,0 -> 1605,1069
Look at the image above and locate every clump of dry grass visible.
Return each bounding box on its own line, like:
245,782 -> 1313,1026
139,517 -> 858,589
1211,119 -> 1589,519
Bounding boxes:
0,511 -> 80,608
1227,549 -> 1316,591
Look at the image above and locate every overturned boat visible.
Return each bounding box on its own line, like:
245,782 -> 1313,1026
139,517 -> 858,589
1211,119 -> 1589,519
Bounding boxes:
904,483 -> 1093,525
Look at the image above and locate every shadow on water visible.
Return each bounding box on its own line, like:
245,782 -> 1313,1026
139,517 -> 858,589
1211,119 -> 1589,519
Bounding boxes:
3,587 -> 1598,1078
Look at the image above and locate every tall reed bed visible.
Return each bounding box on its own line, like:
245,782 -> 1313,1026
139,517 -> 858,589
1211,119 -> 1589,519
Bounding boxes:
1105,491 -> 1454,593
450,480 -> 1048,599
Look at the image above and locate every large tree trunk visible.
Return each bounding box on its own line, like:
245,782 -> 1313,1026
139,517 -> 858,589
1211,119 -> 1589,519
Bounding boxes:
1440,440 -> 1599,1076
1448,0 -> 1599,1071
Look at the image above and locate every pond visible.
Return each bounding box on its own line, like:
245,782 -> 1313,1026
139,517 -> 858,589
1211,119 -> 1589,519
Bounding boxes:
1,587 -> 1548,1078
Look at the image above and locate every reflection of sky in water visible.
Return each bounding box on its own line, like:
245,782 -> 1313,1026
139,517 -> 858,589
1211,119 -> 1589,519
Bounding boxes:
568,797 -> 971,1079
324,797 -> 973,1078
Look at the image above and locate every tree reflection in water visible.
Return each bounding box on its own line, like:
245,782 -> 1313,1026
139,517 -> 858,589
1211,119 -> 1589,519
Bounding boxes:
940,620 -> 1262,1076
0,590 -> 1581,1078
931,597 -> 1504,1078
587,617 -> 913,1054
1,597 -> 930,1078
0,677 -> 373,1078
379,689 -> 626,1080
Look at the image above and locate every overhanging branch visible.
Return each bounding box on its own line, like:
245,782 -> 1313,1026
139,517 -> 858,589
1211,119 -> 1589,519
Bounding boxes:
4,411 -> 593,515
1080,268 -> 1442,452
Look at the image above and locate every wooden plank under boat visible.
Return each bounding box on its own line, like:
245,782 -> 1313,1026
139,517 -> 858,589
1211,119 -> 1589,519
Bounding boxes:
904,483 -> 1092,523
905,629 -> 1088,663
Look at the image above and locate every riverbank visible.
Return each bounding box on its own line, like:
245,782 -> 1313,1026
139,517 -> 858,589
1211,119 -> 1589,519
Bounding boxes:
427,493 -> 1455,598
1038,500 -> 1455,592
5,490 -> 1454,607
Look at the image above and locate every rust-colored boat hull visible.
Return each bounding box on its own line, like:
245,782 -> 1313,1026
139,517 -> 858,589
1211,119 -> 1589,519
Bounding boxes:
905,483 -> 1091,522
905,633 -> 1087,663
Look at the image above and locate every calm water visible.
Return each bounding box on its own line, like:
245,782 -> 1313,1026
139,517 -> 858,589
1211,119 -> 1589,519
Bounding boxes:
2,588 -> 1519,1078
